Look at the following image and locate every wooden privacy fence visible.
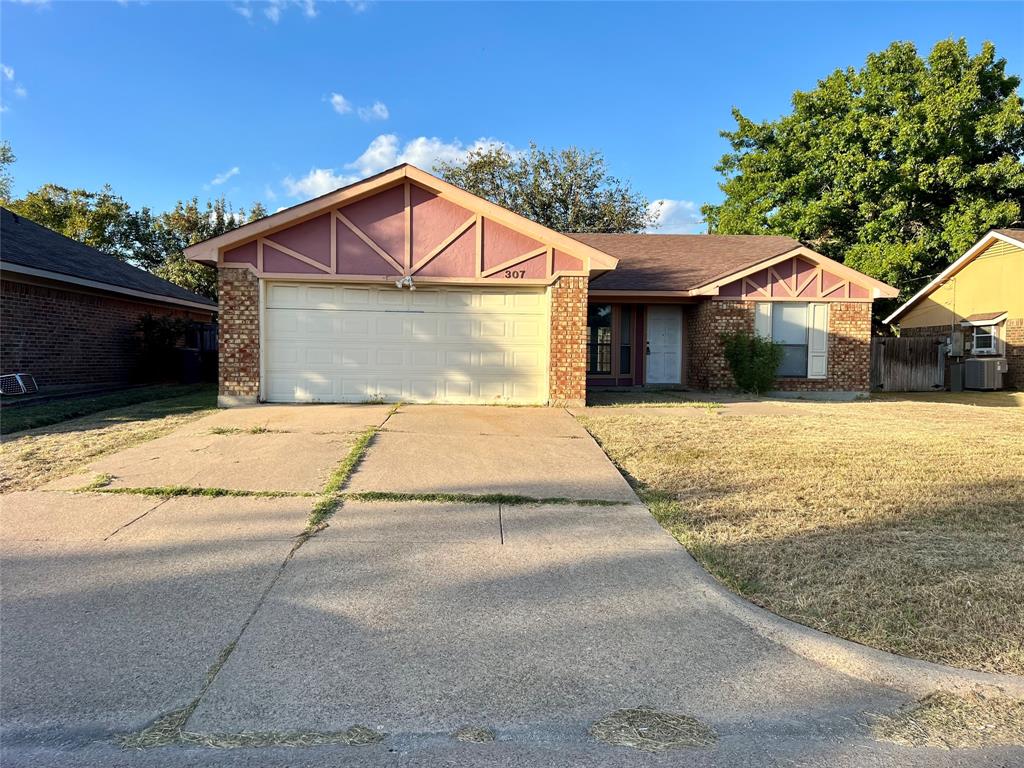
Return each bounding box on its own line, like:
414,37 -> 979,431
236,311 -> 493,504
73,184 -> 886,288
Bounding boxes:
871,337 -> 945,392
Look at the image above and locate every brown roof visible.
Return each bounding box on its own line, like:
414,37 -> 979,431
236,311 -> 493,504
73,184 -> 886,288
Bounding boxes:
993,228 -> 1024,245
569,233 -> 802,292
963,311 -> 1007,322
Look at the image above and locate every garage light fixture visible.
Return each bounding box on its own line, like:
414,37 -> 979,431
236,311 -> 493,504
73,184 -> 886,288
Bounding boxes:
395,275 -> 416,291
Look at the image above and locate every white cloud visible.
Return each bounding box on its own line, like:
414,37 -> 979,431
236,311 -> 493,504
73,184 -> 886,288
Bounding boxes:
1,65 -> 13,81
283,168 -> 359,199
281,134 -> 514,201
209,166 -> 241,186
14,85 -> 27,98
263,184 -> 277,201
329,92 -> 352,115
232,0 -> 316,23
357,100 -> 389,121
646,199 -> 703,234
348,134 -> 508,177
346,0 -> 369,12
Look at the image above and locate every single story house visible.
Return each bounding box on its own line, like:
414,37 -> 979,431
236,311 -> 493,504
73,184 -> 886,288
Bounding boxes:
884,228 -> 1023,390
185,164 -> 897,407
1,207 -> 218,392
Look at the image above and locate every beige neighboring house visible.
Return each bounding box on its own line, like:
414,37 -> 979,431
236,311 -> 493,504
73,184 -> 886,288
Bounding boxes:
884,228 -> 1024,390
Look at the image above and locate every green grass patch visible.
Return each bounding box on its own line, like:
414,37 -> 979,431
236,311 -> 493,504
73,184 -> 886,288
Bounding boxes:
304,426 -> 379,530
322,427 -> 377,495
209,425 -> 286,435
2,384 -> 215,435
81,484 -> 312,499
344,490 -> 621,506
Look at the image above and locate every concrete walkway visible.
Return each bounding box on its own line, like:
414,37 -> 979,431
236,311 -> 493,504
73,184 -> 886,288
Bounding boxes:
1,404 -> 1019,767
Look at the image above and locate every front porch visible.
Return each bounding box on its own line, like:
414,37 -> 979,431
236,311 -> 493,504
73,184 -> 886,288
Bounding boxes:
586,300 -> 695,390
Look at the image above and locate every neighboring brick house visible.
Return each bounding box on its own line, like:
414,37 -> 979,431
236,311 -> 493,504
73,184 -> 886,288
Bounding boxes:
885,228 -> 1023,390
1,207 -> 217,391
184,164 -> 896,407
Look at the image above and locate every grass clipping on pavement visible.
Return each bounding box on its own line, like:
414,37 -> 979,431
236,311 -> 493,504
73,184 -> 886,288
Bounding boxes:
577,398 -> 1024,675
872,691 -> 1024,749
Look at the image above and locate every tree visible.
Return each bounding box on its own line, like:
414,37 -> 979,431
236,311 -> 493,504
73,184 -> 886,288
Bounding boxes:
149,197 -> 249,299
702,39 -> 1024,297
436,143 -> 655,232
7,180 -> 262,300
0,141 -> 14,203
6,183 -> 143,261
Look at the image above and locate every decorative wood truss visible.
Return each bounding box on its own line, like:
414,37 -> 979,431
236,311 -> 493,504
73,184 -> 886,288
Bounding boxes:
707,249 -> 896,302
193,165 -> 618,286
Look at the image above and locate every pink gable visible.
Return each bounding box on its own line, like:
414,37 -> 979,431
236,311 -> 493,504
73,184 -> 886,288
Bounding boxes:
410,185 -> 474,263
224,240 -> 258,266
484,252 -> 547,280
553,249 -> 583,273
263,244 -> 322,274
221,180 -> 594,283
717,256 -> 871,301
482,219 -> 543,271
415,226 -> 476,277
265,213 -> 332,267
340,186 -> 405,264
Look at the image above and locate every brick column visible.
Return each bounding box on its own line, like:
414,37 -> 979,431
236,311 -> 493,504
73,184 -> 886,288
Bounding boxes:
217,267 -> 260,406
548,275 -> 588,406
1006,318 -> 1024,390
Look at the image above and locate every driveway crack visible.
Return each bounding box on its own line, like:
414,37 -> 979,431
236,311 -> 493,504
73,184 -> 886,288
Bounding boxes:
103,497 -> 169,542
498,502 -> 504,545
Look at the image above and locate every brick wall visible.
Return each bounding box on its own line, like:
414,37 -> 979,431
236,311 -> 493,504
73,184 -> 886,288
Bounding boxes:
0,277 -> 214,390
684,299 -> 872,392
548,275 -> 588,405
685,300 -> 753,389
218,267 -> 260,404
1006,318 -> 1024,390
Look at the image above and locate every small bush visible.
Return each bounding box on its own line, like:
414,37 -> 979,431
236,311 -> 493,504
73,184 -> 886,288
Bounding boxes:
722,332 -> 783,394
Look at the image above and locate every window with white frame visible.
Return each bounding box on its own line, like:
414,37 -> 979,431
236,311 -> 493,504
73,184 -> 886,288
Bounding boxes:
754,302 -> 829,379
972,325 -> 997,355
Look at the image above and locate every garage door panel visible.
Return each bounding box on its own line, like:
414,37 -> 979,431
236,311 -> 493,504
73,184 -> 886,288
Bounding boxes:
264,283 -> 549,404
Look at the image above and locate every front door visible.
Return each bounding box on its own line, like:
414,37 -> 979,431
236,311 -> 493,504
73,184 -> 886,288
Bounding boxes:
646,306 -> 683,385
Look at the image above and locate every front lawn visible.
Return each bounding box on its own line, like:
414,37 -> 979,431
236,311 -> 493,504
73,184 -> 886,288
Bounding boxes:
576,395 -> 1024,675
0,385 -> 216,493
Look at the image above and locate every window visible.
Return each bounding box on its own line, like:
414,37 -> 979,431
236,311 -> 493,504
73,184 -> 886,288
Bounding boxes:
619,308 -> 633,375
755,302 -> 829,379
772,302 -> 809,377
587,304 -> 612,375
973,326 -> 997,355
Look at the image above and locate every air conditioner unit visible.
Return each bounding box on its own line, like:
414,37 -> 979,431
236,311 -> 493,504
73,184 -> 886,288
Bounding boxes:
964,358 -> 1008,391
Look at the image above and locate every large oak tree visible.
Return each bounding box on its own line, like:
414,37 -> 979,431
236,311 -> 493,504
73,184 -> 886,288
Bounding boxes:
436,143 -> 655,233
702,39 -> 1024,299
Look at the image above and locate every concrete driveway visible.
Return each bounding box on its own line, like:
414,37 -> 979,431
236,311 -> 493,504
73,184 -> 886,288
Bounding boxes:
1,404 -> 1018,767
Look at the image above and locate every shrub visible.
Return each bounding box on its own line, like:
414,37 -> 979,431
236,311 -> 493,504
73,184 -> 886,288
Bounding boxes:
722,331 -> 783,394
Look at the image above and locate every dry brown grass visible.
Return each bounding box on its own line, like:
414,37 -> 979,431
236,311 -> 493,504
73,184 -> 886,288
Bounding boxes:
589,706 -> 717,752
0,389 -> 216,493
871,691 -> 1024,748
577,396 -> 1024,675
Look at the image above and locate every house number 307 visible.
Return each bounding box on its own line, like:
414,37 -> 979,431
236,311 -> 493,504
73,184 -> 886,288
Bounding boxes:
505,269 -> 525,279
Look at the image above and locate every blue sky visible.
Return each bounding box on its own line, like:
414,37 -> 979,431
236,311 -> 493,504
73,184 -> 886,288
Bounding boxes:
2,1 -> 1021,233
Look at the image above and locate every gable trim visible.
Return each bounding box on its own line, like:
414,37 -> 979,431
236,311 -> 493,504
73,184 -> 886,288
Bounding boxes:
692,246 -> 898,299
884,231 -> 1023,325
185,164 -> 619,274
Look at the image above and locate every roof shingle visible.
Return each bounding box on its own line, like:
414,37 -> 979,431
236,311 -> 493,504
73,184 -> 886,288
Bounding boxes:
570,233 -> 802,292
1,207 -> 216,307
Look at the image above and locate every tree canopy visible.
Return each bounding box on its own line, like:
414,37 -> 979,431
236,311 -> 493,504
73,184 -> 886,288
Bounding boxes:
4,167 -> 264,299
436,143 -> 655,233
702,39 -> 1024,297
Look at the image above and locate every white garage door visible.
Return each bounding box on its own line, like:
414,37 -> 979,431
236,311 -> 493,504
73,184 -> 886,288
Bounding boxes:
263,282 -> 550,404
